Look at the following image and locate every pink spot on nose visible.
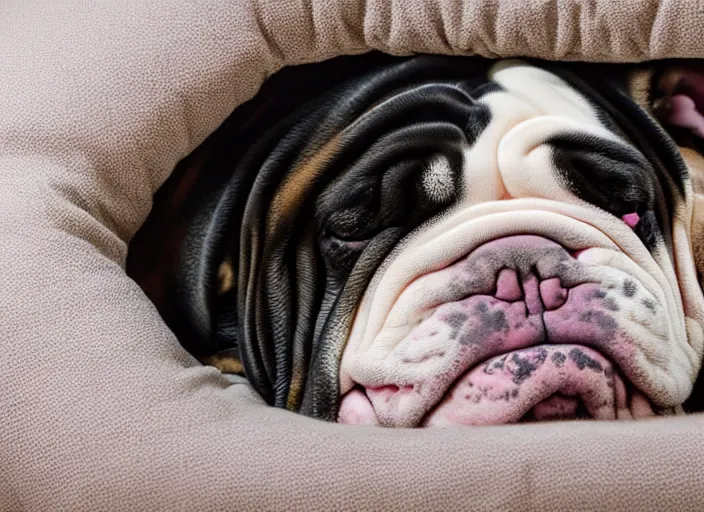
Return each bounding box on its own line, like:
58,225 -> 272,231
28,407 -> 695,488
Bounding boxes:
540,278 -> 568,310
495,268 -> 521,301
621,212 -> 640,229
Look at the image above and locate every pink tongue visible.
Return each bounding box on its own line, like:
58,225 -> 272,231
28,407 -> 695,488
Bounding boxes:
422,345 -> 655,427
669,94 -> 704,138
657,66 -> 704,138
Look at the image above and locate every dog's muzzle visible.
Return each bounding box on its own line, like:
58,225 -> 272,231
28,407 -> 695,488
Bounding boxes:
339,234 -> 663,427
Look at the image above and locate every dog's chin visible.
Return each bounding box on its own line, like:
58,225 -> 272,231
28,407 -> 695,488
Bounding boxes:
338,343 -> 660,428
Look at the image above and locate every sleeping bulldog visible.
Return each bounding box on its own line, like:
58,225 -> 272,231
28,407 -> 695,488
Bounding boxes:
127,54 -> 704,427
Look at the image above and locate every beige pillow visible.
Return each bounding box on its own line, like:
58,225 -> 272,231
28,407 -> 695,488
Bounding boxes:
1,1 -> 703,510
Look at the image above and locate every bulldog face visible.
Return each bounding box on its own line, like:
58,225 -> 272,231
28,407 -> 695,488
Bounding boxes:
128,54 -> 704,427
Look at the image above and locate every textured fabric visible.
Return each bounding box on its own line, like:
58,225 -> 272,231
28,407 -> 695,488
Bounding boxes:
1,0 -> 704,510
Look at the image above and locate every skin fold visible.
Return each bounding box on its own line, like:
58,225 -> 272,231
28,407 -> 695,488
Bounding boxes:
127,54 -> 704,426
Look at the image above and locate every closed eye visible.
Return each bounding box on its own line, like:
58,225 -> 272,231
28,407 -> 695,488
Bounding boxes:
319,229 -> 371,258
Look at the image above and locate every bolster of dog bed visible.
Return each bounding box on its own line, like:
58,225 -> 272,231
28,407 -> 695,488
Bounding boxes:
1,1 -> 703,510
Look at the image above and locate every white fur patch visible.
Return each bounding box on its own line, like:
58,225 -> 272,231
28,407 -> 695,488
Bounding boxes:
421,156 -> 455,203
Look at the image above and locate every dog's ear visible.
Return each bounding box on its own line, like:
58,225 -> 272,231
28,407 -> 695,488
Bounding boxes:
634,62 -> 704,284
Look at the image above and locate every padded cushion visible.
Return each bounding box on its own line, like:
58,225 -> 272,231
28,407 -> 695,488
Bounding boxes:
1,0 -> 704,510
